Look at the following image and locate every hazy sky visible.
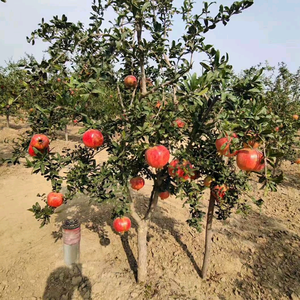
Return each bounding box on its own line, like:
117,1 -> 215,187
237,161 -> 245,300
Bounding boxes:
1,0 -> 300,74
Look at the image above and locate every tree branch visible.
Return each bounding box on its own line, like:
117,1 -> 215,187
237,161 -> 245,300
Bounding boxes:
127,186 -> 142,224
139,65 -> 192,100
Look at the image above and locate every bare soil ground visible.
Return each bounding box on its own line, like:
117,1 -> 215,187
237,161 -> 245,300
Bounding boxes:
0,116 -> 300,300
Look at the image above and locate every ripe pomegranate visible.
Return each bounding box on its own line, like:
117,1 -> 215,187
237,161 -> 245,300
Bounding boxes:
145,145 -> 170,169
28,144 -> 36,157
130,177 -> 145,191
174,119 -> 185,128
275,127 -> 279,132
292,114 -> 299,121
28,144 -> 49,157
159,191 -> 170,200
294,158 -> 300,164
30,134 -> 50,151
57,78 -> 61,82
124,75 -> 137,88
203,176 -> 213,187
215,135 -> 237,157
47,192 -> 64,208
212,185 -> 227,200
73,120 -> 78,124
113,217 -> 131,234
236,148 -> 265,172
168,159 -> 193,180
82,129 -> 104,148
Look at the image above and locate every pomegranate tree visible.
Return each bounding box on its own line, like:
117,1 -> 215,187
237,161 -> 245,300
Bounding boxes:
10,0 -> 298,287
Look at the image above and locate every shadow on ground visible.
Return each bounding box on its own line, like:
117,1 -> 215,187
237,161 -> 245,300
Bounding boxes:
52,189 -> 300,299
53,194 -> 113,247
43,263 -> 92,300
225,210 -> 300,299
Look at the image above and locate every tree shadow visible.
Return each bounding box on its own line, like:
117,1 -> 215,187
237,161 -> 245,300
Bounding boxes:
52,191 -> 202,283
126,193 -> 203,279
150,205 -> 203,278
6,123 -> 27,130
55,131 -> 83,143
120,231 -> 138,281
53,194 -> 112,247
224,211 -> 300,299
53,193 -> 139,280
279,174 -> 300,190
43,263 -> 92,300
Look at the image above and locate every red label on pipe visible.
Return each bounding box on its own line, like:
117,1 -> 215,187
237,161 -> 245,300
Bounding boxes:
63,227 -> 81,245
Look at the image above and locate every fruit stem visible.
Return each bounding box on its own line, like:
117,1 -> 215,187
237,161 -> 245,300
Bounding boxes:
201,190 -> 215,279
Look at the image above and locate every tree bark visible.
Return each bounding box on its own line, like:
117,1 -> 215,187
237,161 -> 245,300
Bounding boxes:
6,113 -> 9,128
137,220 -> 148,283
65,124 -> 68,142
202,191 -> 215,279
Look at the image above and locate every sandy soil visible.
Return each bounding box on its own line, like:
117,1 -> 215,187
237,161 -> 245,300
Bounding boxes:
0,117 -> 300,300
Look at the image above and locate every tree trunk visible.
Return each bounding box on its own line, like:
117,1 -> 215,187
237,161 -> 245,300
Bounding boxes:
65,124 -> 68,142
202,191 -> 215,279
137,220 -> 148,283
6,114 -> 9,128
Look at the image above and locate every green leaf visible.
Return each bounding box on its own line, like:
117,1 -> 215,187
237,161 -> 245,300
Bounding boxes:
200,62 -> 211,71
141,2 -> 151,12
195,87 -> 209,96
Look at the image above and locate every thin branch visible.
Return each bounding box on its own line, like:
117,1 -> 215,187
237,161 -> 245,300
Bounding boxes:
144,188 -> 159,221
201,94 -> 220,123
151,85 -> 165,126
127,186 -> 142,224
263,142 -> 268,180
139,65 -> 192,100
143,169 -> 165,220
116,84 -> 125,112
130,86 -> 138,107
136,18 -> 147,96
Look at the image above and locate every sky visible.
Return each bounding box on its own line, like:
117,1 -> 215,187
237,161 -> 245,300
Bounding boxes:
0,0 -> 300,74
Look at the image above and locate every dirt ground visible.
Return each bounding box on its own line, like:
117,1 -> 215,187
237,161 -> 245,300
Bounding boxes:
0,117 -> 300,300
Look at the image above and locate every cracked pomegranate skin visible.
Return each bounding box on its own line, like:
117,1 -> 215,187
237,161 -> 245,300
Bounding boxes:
236,148 -> 265,172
